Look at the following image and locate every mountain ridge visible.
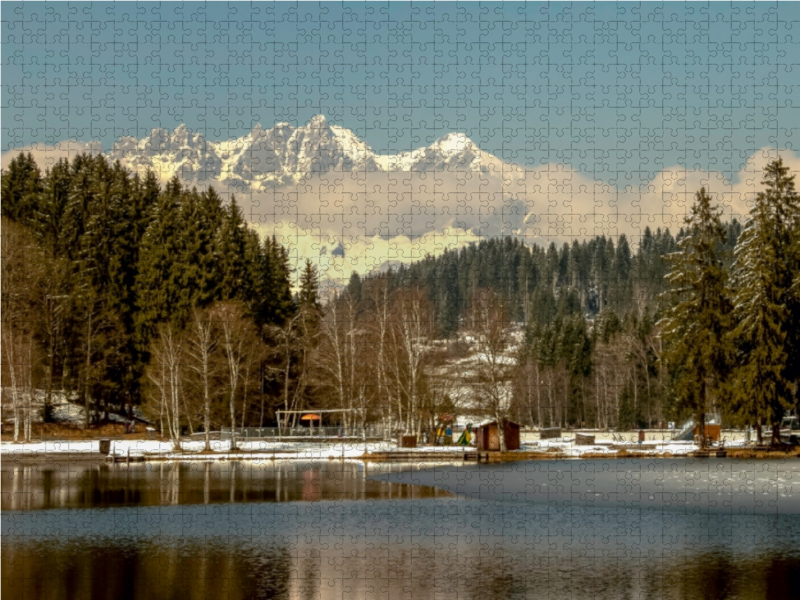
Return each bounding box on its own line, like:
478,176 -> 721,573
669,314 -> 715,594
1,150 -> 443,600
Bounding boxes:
106,115 -> 513,189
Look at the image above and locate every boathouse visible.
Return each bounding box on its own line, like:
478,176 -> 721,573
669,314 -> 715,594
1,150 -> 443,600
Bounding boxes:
475,419 -> 521,451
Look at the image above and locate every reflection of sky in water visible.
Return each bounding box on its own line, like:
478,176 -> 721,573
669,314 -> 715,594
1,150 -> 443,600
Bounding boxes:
4,499 -> 800,600
374,458 -> 800,515
3,459 -> 800,599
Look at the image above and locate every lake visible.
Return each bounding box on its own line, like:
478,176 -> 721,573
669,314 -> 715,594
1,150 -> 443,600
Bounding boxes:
2,458 -> 799,599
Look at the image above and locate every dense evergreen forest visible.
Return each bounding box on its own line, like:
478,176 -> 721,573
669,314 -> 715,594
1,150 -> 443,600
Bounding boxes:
2,153 -> 799,447
375,222 -> 742,334
1,153 -> 298,445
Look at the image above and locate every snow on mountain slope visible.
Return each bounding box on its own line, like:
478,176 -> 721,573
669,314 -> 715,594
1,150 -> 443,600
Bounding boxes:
108,116 -> 509,188
108,124 -> 223,182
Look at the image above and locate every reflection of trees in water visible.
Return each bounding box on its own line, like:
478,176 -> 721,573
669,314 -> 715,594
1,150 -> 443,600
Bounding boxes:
672,550 -> 737,599
663,550 -> 800,600
1,461 -> 449,510
4,461 -> 800,599
3,533 -> 800,600
1,539 -> 293,600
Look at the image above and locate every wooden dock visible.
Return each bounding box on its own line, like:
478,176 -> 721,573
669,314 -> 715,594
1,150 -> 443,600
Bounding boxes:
106,453 -> 146,464
364,451 -> 495,463
691,449 -> 727,458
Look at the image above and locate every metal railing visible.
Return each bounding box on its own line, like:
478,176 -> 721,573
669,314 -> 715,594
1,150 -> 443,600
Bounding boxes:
218,426 -> 393,440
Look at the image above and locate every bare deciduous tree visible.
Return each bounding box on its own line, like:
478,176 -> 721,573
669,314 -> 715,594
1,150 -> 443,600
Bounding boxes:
212,301 -> 257,450
185,308 -> 218,451
467,289 -> 515,450
391,287 -> 434,435
147,323 -> 184,450
1,219 -> 43,442
318,290 -> 370,434
366,279 -> 393,431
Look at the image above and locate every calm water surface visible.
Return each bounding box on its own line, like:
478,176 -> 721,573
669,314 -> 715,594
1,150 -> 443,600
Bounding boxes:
2,458 -> 799,599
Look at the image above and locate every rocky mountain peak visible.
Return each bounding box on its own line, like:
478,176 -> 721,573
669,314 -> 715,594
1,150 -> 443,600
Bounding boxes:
107,117 -> 506,187
308,114 -> 329,129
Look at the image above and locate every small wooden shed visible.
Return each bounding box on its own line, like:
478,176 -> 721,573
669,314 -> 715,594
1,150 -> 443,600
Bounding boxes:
475,419 -> 521,451
693,424 -> 721,442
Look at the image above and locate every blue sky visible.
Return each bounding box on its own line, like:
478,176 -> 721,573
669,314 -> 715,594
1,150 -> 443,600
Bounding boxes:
2,1 -> 798,187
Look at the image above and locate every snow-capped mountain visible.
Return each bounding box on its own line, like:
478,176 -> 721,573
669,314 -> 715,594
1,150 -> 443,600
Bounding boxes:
108,115 -> 508,188
108,124 -> 223,181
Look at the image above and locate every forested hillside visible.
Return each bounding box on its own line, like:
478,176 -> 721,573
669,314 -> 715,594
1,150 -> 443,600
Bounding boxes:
371,224 -> 741,335
2,153 -> 799,447
1,153 -> 296,444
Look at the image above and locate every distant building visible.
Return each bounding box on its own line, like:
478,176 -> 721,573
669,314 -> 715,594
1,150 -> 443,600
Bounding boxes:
475,419 -> 521,451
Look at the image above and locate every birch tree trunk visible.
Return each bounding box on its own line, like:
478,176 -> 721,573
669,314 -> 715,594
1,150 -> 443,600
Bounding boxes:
3,328 -> 22,442
189,313 -> 215,451
148,324 -> 184,451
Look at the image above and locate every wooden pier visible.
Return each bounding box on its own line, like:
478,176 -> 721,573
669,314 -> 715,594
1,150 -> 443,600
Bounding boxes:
691,449 -> 727,458
106,453 -> 146,464
364,451 -> 495,463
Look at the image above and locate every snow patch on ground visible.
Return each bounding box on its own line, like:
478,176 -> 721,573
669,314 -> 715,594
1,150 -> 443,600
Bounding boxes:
0,439 -> 394,460
520,438 -> 700,457
2,388 -> 145,426
1,437 -> 704,460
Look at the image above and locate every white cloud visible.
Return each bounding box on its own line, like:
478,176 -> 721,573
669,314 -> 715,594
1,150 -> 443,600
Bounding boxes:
4,141 -> 798,286
240,148 -> 800,284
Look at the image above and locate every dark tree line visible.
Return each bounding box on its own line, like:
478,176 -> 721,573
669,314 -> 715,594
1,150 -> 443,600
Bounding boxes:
341,162 -> 797,440
1,153 -> 299,437
3,153 -> 798,444
660,159 -> 800,445
374,223 -> 741,337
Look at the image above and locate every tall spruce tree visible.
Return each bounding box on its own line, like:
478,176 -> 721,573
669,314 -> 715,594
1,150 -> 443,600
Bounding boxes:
179,186 -> 223,313
298,259 -> 322,312
1,152 -> 42,222
216,196 -> 248,301
250,236 -> 294,329
77,158 -> 139,418
660,188 -> 733,448
730,158 -> 800,444
296,258 -> 322,351
31,158 -> 72,257
135,176 -> 186,344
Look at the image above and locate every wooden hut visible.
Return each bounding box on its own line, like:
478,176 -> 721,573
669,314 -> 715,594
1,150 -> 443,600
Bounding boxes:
475,419 -> 521,451
693,424 -> 721,442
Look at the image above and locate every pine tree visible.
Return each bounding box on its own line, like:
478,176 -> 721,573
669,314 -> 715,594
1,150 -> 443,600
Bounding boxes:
660,188 -> 733,448
296,258 -> 322,353
135,176 -> 186,344
611,234 -> 632,313
346,271 -> 363,303
216,196 -> 249,302
77,158 -> 138,418
179,186 -> 223,313
251,236 -> 279,328
298,259 -> 321,310
1,152 -> 42,222
271,239 -> 295,324
730,159 -> 800,444
30,158 -> 72,256
250,235 -> 295,329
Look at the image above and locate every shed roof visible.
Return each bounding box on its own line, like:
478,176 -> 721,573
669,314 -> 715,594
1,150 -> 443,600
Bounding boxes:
475,418 -> 521,428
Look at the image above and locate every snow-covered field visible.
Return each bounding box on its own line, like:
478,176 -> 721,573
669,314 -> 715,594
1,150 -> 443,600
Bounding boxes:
0,439 -> 393,460
1,386 -> 736,461
0,436 -> 706,460
1,388 -> 146,426
520,437 -> 700,457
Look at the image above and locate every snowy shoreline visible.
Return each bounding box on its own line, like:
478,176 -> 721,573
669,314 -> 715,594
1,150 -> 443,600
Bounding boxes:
0,436 -> 715,462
